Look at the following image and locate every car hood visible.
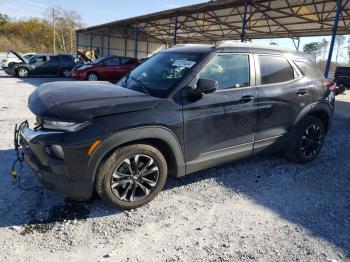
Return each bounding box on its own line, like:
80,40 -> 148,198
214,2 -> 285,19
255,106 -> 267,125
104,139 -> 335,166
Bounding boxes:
29,81 -> 162,122
8,50 -> 26,63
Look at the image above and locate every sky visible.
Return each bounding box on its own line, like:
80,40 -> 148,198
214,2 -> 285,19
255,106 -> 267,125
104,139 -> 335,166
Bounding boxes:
0,0 -> 349,62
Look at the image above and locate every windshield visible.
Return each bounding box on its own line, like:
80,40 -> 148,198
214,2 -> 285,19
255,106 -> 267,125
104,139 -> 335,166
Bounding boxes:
120,52 -> 204,98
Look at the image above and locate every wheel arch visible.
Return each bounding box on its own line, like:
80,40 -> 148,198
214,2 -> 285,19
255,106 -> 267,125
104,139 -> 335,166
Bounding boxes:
293,102 -> 333,133
87,126 -> 186,183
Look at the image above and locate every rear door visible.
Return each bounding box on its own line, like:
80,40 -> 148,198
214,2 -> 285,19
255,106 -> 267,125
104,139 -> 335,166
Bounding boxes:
44,55 -> 60,75
253,54 -> 313,153
182,53 -> 258,173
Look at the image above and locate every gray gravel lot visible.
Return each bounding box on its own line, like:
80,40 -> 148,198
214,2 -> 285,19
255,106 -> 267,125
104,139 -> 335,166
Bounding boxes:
0,71 -> 349,262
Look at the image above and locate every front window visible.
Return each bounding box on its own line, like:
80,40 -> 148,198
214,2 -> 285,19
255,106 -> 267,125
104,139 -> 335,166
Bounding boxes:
121,52 -> 204,97
198,54 -> 250,90
29,56 -> 46,64
107,57 -> 120,65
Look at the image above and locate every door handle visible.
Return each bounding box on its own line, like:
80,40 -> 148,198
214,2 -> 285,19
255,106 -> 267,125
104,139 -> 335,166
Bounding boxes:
296,89 -> 309,96
239,95 -> 255,103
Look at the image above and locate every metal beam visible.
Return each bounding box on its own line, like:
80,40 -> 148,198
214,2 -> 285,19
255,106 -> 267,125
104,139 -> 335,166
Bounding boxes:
240,0 -> 248,42
173,15 -> 178,46
292,37 -> 300,51
324,0 -> 343,78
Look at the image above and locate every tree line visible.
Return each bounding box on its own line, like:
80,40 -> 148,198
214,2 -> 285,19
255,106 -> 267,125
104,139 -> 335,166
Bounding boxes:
0,8 -> 83,54
302,36 -> 350,72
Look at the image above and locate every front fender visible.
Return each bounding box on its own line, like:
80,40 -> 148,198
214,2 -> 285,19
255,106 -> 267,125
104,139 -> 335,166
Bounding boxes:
87,126 -> 186,182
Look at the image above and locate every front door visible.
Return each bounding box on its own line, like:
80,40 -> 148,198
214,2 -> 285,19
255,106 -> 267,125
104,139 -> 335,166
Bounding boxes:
30,55 -> 48,75
182,53 -> 258,173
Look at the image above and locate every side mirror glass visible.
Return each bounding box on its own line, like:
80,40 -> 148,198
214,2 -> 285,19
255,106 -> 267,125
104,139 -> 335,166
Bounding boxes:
195,78 -> 218,94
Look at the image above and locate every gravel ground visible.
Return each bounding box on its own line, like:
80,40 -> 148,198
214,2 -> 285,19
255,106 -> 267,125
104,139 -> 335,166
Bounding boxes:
0,72 -> 349,262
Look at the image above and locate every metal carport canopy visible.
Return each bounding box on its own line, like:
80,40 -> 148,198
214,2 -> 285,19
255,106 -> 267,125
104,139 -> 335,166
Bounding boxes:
77,0 -> 350,43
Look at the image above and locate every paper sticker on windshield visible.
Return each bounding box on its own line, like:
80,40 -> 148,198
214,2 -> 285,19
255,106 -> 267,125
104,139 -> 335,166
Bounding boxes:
172,60 -> 196,68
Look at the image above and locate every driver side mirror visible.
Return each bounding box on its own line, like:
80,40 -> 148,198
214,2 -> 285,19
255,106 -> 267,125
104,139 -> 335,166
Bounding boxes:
195,78 -> 218,94
100,60 -> 108,66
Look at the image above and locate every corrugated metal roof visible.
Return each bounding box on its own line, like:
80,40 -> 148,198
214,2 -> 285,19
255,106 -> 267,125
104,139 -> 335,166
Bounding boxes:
77,0 -> 350,42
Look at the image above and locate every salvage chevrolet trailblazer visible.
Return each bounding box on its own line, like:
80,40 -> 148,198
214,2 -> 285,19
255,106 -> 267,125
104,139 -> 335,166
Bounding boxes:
15,43 -> 335,209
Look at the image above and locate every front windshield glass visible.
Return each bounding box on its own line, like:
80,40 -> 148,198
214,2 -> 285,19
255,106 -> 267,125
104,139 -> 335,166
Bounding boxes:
120,52 -> 204,97
28,56 -> 37,64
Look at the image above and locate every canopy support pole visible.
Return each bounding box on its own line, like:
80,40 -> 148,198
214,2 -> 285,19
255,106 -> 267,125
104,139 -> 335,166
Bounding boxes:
107,31 -> 111,56
76,33 -> 79,53
324,0 -> 343,78
173,15 -> 178,46
134,24 -> 139,58
240,0 -> 248,42
90,32 -> 93,52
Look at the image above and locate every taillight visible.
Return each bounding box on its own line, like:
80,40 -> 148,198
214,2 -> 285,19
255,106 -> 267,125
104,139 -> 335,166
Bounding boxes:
323,80 -> 336,91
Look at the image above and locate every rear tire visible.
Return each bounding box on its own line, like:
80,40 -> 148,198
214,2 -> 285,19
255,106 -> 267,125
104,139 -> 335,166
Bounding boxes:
336,82 -> 346,95
17,67 -> 29,78
286,116 -> 325,163
95,144 -> 167,209
87,72 -> 98,81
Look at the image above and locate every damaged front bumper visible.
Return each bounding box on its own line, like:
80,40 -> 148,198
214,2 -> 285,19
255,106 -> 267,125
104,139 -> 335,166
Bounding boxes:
14,121 -> 94,200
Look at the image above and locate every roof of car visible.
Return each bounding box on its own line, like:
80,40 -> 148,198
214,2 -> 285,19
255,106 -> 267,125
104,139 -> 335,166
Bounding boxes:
166,42 -> 309,58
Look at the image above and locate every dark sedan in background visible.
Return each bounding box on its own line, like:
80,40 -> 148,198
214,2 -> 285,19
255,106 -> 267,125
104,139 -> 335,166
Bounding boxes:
71,55 -> 139,81
5,52 -> 76,78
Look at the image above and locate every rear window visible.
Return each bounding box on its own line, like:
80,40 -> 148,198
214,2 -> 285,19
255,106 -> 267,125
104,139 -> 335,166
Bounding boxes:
294,60 -> 324,79
60,55 -> 73,62
259,56 -> 294,85
49,56 -> 60,62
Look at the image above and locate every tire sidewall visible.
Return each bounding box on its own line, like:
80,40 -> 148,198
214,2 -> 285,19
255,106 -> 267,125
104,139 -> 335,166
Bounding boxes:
97,145 -> 167,209
17,67 -> 29,78
87,73 -> 98,81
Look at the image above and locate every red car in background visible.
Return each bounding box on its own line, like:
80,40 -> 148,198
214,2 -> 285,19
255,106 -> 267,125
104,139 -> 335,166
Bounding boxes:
72,56 -> 139,81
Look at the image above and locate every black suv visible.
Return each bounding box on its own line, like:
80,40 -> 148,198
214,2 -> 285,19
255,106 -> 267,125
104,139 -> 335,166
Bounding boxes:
334,66 -> 350,92
5,52 -> 76,78
16,43 -> 335,209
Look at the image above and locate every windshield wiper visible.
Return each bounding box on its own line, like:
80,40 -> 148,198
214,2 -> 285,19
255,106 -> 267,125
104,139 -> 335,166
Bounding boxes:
129,76 -> 150,95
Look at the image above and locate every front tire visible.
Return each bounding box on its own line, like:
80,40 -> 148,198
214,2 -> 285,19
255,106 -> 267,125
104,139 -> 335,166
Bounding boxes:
286,116 -> 325,163
17,67 -> 29,78
87,72 -> 98,81
95,144 -> 167,209
61,68 -> 72,78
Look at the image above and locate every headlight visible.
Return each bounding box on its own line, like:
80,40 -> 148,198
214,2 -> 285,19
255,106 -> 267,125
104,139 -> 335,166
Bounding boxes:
42,120 -> 90,132
77,65 -> 92,71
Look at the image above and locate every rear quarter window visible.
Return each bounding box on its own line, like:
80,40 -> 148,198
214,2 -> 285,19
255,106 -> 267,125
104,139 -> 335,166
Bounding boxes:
294,60 -> 324,79
259,56 -> 294,85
